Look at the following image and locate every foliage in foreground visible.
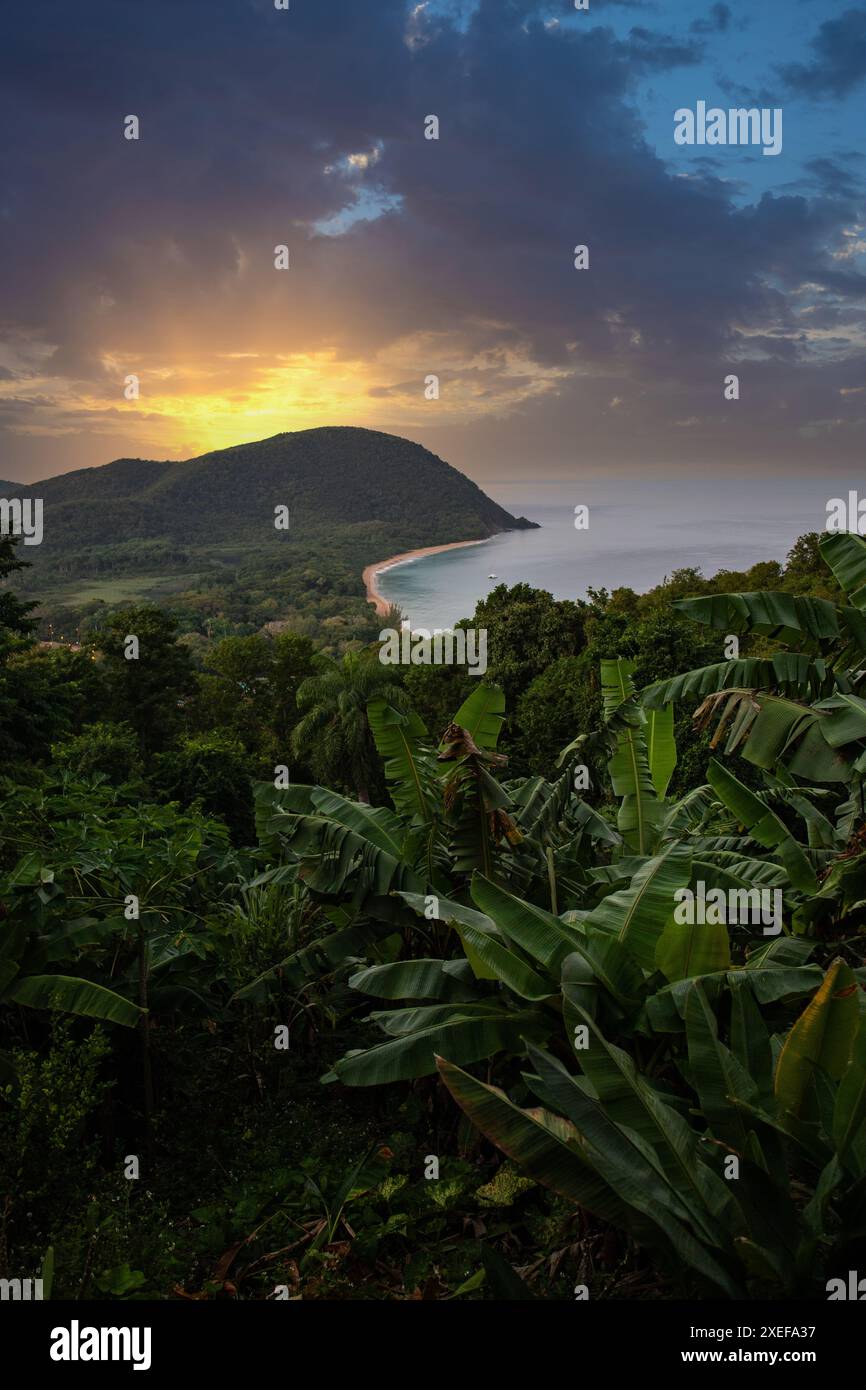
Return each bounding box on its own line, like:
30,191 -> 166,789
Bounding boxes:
3,530 -> 866,1298
250,531 -> 866,1297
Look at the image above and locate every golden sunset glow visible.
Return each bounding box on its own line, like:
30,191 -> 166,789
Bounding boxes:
1,339 -> 569,463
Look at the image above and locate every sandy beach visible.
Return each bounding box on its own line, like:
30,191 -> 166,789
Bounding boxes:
363,538 -> 491,618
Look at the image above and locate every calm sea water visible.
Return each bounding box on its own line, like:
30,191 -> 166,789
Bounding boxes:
376,477 -> 841,631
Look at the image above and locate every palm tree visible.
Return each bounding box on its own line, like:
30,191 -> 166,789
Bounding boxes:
291,649 -> 407,802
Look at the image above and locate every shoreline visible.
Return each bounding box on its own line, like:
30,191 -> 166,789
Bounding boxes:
362,538 -> 492,618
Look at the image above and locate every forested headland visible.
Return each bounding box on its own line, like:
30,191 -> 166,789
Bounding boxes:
9,427 -> 535,646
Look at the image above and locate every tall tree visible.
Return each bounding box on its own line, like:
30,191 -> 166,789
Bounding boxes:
0,534 -> 39,642
292,650 -> 406,802
0,534 -> 54,760
86,606 -> 196,756
191,631 -> 317,773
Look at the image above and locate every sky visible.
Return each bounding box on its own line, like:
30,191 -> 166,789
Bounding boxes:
1,0 -> 865,485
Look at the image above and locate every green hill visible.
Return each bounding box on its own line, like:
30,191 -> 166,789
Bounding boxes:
26,428 -> 534,549
12,428 -> 537,639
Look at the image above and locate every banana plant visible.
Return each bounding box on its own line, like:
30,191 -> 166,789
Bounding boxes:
612,540 -> 866,944
438,957 -> 866,1298
326,654 -> 848,1086
323,879 -> 573,1086
326,791 -> 837,1088
256,683 -> 520,899
0,916 -> 143,1083
259,665 -> 681,949
639,533 -> 866,786
252,682 -> 587,999
559,658 -> 675,857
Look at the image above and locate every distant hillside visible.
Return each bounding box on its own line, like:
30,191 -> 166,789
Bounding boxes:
11,428 -> 537,639
26,428 -> 534,550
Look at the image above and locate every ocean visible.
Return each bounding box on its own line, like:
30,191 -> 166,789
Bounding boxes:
375,476 -> 844,631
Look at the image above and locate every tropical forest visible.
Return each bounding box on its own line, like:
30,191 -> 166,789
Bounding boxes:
3,516 -> 866,1306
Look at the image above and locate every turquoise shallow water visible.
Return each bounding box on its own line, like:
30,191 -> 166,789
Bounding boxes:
375,477 -> 844,631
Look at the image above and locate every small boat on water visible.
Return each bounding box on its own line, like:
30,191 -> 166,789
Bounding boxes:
488,573 -> 497,579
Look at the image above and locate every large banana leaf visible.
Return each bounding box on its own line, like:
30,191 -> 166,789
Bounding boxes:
820,531 -> 866,608
673,592 -> 846,647
366,700 -> 439,824
775,958 -> 860,1121
396,888 -> 495,935
691,853 -> 787,888
254,783 -> 424,901
303,787 -> 408,855
471,875 -> 643,1005
257,782 -> 408,858
642,655 -> 834,710
5,974 -> 143,1027
582,845 -> 692,972
568,1003 -> 735,1228
328,1003 -> 547,1085
729,974 -> 774,1107
347,959 -> 477,1002
396,888 -> 501,980
570,799 -> 623,847
602,659 -> 663,854
440,1052 -> 743,1296
448,683 -> 505,751
524,1043 -> 742,1297
655,912 -> 730,984
685,983 -> 760,1150
707,760 -> 818,892
447,916 -> 555,1001
820,693 -> 866,749
436,1056 -> 633,1223
744,697 -> 852,783
833,1014 -> 866,1161
647,704 -> 677,798
470,875 -> 581,973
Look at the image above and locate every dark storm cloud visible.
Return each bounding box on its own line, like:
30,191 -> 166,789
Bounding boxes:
620,27 -> 702,70
690,4 -> 731,35
802,157 -> 865,199
367,2 -> 863,373
0,0 -> 656,377
716,77 -> 778,106
780,7 -> 866,97
0,0 -> 864,480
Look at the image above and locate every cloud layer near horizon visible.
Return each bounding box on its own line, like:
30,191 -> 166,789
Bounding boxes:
1,0 -> 865,484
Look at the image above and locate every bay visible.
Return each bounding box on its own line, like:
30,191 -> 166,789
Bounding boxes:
376,476 -> 840,632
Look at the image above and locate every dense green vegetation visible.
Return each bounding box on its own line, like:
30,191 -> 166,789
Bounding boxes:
2,521 -> 865,1302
